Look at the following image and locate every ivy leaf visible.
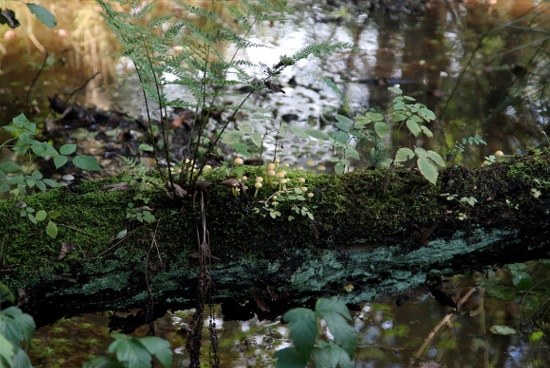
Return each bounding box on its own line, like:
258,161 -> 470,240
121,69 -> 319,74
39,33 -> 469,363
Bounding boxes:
73,155 -> 102,171
59,143 -> 77,155
274,347 -> 308,368
26,3 -> 57,28
46,221 -> 58,239
417,157 -> 438,185
283,308 -> 318,356
140,336 -> 173,368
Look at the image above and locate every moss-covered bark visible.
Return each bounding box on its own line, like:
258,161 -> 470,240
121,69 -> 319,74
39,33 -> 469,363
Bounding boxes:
0,148 -> 548,326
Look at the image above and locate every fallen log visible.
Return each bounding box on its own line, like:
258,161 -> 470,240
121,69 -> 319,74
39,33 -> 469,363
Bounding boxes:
0,148 -> 548,328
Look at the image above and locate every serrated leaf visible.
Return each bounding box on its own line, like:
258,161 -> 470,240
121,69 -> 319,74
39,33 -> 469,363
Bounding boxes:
73,155 -> 102,171
239,122 -> 254,135
406,119 -> 421,137
140,336 -> 172,368
283,308 -> 318,355
305,129 -> 330,141
274,347 -> 308,368
31,170 -> 43,180
113,338 -> 151,368
315,297 -> 352,321
46,220 -> 58,239
333,131 -> 350,144
54,155 -> 68,169
345,146 -> 360,160
321,314 -> 356,355
395,147 -> 415,163
374,121 -> 389,138
335,115 -> 353,133
35,180 -> 46,192
392,112 -> 407,122
59,143 -> 77,155
419,107 -> 436,121
35,210 -> 47,222
417,157 -> 438,185
26,3 -> 57,28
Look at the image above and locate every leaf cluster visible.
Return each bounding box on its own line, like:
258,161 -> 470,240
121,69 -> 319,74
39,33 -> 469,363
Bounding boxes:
0,305 -> 35,368
275,297 -> 357,368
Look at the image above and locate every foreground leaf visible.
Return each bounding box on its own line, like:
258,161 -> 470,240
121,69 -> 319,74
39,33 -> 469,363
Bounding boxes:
283,308 -> 318,355
26,3 -> 57,28
73,155 -> 102,171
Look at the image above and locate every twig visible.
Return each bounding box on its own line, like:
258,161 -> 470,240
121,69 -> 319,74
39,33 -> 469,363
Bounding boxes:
25,53 -> 49,108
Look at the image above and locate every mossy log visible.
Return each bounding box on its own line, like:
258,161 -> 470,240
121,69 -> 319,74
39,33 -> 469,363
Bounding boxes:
1,149 -> 549,328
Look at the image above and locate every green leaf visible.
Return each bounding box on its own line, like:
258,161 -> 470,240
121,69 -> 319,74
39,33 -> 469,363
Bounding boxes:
110,337 -> 152,368
250,132 -> 263,147
529,330 -> 544,343
0,161 -> 22,173
334,115 -> 353,133
27,213 -> 37,224
426,150 -> 445,167
315,298 -> 356,355
305,129 -> 330,141
365,111 -> 384,122
418,107 -> 436,121
406,119 -> 421,137
333,131 -> 350,144
323,77 -> 342,96
391,112 -> 407,122
420,125 -> 433,138
31,141 -> 59,157
334,161 -> 345,174
315,297 -> 352,321
59,143 -> 77,155
83,356 -> 126,368
2,307 -> 36,345
73,155 -> 102,171
11,347 -> 32,368
54,155 -> 68,169
388,86 -> 403,95
489,325 -> 517,336
35,210 -> 47,222
0,334 -> 15,365
311,343 -> 353,368
116,229 -> 128,239
46,221 -> 58,239
138,144 -> 154,152
283,308 -> 318,356
31,170 -> 43,180
512,272 -> 533,290
374,122 -> 389,138
344,146 -> 360,160
26,3 -> 57,28
417,157 -> 438,185
274,347 -> 308,368
140,336 -> 173,368
48,210 -> 61,219
43,179 -> 61,188
394,147 -> 415,163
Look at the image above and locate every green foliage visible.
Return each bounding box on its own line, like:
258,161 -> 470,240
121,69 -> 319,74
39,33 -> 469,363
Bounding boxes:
0,2 -> 56,29
275,297 -> 356,368
0,305 -> 35,368
84,333 -> 172,368
97,0 -> 349,190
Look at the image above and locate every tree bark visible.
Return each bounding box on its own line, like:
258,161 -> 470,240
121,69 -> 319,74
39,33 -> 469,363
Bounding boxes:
1,149 -> 548,328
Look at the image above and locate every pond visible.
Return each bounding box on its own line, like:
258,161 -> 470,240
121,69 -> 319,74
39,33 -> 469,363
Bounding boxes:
29,261 -> 549,367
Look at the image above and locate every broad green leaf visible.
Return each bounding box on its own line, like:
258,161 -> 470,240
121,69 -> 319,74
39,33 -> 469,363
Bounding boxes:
388,86 -> 403,94
54,155 -> 68,169
73,155 -> 102,171
419,107 -> 436,121
140,336 -> 173,368
489,325 -> 517,336
11,114 -> 36,133
31,141 -> 58,157
406,119 -> 421,137
26,3 -> 57,28
59,143 -> 77,155
25,179 -> 36,188
315,297 -> 352,321
374,122 -> 389,138
414,147 -> 428,158
35,210 -> 47,222
283,308 -> 318,355
334,114 -> 354,133
11,346 -> 32,368
333,131 -> 350,144
391,112 -> 407,122
27,213 -> 37,224
30,170 -> 43,180
2,307 -> 35,345
344,146 -> 360,160
274,347 -> 308,368
0,334 -> 15,365
417,157 -> 438,185
394,147 -> 415,163
365,111 -> 384,122
512,272 -> 533,290
138,144 -> 154,152
334,161 -> 346,174
426,150 -> 445,167
112,338 -> 151,368
43,179 -> 60,188
250,132 -> 263,147
288,125 -> 309,139
0,161 -> 22,173
311,343 -> 353,368
239,122 -> 254,135
46,221 -> 58,239
305,129 -> 330,141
